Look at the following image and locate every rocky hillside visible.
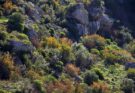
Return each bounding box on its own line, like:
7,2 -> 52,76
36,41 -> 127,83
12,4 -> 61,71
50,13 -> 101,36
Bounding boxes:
0,0 -> 135,93
104,0 -> 135,37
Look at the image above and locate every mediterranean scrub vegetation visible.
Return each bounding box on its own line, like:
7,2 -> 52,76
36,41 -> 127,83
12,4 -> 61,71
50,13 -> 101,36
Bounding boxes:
0,0 -> 135,93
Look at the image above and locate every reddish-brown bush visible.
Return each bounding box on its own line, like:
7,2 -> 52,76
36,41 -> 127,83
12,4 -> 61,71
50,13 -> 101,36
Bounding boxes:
65,64 -> 80,77
46,79 -> 75,93
91,82 -> 110,93
3,0 -> 14,10
60,37 -> 73,46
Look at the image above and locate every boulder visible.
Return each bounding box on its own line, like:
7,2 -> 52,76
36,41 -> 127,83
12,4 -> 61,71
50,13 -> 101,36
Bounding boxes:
87,0 -> 105,20
125,62 -> 135,70
88,21 -> 100,34
25,2 -> 44,22
26,29 -> 39,48
9,40 -> 34,54
71,3 -> 89,25
88,7 -> 104,20
99,14 -> 113,31
66,3 -> 89,37
76,24 -> 88,36
66,0 -> 113,39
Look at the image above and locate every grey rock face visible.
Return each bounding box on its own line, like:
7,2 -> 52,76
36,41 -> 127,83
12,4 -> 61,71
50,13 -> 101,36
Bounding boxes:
76,24 -> 88,36
104,0 -> 135,36
99,14 -> 113,31
9,40 -> 34,53
67,0 -> 113,38
67,3 -> 89,37
25,2 -> 44,22
125,62 -> 135,70
26,29 -> 39,48
88,6 -> 105,20
88,21 -> 100,34
71,3 -> 89,25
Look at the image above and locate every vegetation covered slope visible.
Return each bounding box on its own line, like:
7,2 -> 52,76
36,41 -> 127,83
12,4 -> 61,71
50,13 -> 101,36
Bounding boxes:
0,0 -> 135,93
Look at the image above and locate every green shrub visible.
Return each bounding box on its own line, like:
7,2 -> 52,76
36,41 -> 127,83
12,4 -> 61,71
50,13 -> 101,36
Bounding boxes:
60,44 -> 75,63
0,17 -> 8,24
0,53 -> 19,80
81,35 -> 106,50
90,48 -> 100,55
102,45 -> 134,65
33,80 -> 45,93
21,54 -> 32,68
121,78 -> 134,93
127,68 -> 135,81
8,12 -> 25,32
0,89 -> 11,93
84,71 -> 99,85
0,31 -> 8,40
92,63 -> 126,92
10,31 -> 31,44
112,27 -> 133,46
41,48 -> 61,63
44,75 -> 57,83
0,31 -> 9,50
50,61 -> 64,73
94,69 -> 104,80
125,40 -> 135,58
73,43 -> 95,69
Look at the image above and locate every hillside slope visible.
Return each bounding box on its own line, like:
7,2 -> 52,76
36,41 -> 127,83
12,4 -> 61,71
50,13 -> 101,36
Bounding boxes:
0,0 -> 135,93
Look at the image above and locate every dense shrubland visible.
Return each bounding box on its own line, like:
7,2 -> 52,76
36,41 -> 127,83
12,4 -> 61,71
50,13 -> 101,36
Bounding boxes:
0,0 -> 135,93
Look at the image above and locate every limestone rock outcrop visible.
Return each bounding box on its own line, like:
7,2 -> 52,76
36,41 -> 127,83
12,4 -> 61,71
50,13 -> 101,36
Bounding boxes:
66,0 -> 113,38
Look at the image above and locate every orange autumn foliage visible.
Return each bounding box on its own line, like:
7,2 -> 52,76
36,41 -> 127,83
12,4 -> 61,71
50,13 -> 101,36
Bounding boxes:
91,82 -> 111,93
0,53 -> 20,80
60,37 -> 72,46
1,52 -> 14,70
65,64 -> 80,77
81,34 -> 106,49
3,0 -> 15,10
46,79 -> 75,93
